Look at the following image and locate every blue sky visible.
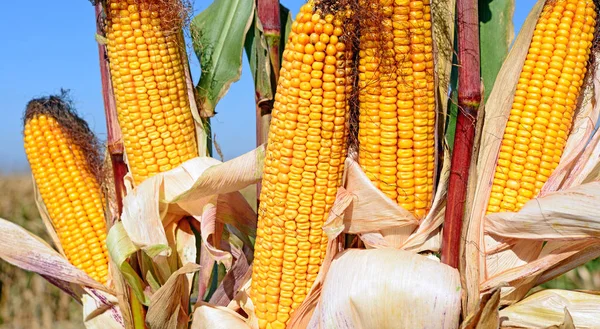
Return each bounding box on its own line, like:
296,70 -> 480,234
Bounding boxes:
0,0 -> 535,173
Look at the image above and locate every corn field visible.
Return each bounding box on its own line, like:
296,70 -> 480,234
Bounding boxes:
1,0 -> 600,328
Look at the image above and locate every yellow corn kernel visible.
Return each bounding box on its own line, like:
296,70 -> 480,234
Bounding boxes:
358,0 -> 436,219
487,0 -> 596,214
250,3 -> 353,329
105,0 -> 198,185
23,96 -> 109,284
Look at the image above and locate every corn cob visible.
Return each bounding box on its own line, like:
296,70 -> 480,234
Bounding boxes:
357,0 -> 436,219
105,0 -> 198,185
23,96 -> 109,284
487,0 -> 596,214
250,2 -> 353,328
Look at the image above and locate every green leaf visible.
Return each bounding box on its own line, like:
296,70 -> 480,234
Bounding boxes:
479,0 -> 515,102
191,0 -> 255,117
106,222 -> 149,305
244,11 -> 274,105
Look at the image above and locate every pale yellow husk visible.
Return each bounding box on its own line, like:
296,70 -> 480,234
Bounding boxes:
307,249 -> 461,329
499,289 -> 600,328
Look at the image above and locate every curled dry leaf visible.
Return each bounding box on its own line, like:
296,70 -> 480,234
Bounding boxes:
146,263 -> 201,329
115,147 -> 263,305
499,290 -> 600,328
119,146 -> 262,254
307,248 -> 461,329
0,217 -> 107,292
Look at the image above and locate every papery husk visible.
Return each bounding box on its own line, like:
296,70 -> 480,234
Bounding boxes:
499,290 -> 600,328
0,217 -> 125,328
146,263 -> 200,329
306,248 -> 461,329
378,0 -> 456,249
114,147 -> 262,279
461,0 -> 600,315
460,288 -> 501,329
83,288 -> 125,329
118,146 -> 262,253
0,217 -> 107,292
485,182 -> 600,240
191,302 -> 251,329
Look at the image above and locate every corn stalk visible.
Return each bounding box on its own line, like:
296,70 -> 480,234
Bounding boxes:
441,0 -> 481,268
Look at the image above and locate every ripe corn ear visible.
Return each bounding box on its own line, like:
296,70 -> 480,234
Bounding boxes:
357,0 -> 436,219
487,0 -> 596,213
105,0 -> 198,185
250,2 -> 353,328
23,96 -> 110,284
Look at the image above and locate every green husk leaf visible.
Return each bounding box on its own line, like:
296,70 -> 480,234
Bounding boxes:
106,222 -> 149,305
192,0 -> 255,117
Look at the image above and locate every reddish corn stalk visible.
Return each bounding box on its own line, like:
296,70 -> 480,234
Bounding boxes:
255,0 -> 281,202
95,2 -> 127,215
257,0 -> 281,83
441,0 -> 481,268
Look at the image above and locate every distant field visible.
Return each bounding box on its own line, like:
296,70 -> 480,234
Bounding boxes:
0,175 -> 596,328
0,175 -> 83,329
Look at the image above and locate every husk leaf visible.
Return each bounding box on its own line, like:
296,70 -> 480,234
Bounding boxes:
191,302 -> 250,329
499,290 -> 600,328
107,221 -> 149,305
306,248 -> 461,329
83,289 -> 125,329
485,182 -> 600,240
0,217 -> 107,292
146,263 -> 200,329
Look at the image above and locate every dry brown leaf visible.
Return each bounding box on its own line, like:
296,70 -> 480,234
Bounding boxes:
307,249 -> 461,329
146,263 -> 200,329
208,252 -> 252,307
461,288 -> 501,329
499,290 -> 600,328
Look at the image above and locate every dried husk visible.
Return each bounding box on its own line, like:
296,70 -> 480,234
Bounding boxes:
83,288 -> 125,329
307,249 -> 461,329
146,263 -> 201,329
191,302 -> 250,329
461,0 -> 600,317
499,290 -> 600,328
0,217 -> 124,329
